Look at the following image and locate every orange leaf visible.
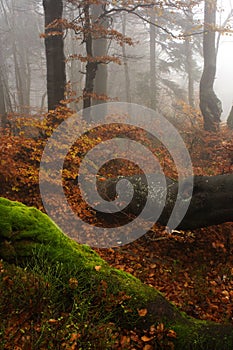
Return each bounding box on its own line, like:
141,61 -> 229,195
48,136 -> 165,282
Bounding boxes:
141,335 -> 153,342
95,265 -> 102,271
167,329 -> 177,338
138,308 -> 148,317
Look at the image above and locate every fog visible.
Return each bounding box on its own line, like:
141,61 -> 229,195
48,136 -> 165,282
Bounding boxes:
1,0 -> 233,123
215,38 -> 233,120
214,0 -> 233,120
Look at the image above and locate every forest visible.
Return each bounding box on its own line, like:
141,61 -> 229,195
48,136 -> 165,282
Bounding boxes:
0,0 -> 233,349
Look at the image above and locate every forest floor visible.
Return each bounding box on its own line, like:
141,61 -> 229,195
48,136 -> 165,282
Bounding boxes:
96,222 -> 233,325
1,216 -> 233,349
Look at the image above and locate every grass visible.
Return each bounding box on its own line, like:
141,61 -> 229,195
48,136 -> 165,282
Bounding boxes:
0,259 -> 119,349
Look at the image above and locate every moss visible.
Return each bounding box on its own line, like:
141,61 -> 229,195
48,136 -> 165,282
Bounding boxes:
172,319 -> 233,350
1,197 -> 233,349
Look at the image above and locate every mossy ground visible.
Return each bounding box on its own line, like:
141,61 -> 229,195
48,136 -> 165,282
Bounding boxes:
1,197 -> 233,349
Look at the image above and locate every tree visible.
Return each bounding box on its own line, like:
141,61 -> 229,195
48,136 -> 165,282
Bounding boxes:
199,0 -> 222,131
43,0 -> 66,111
92,3 -> 109,106
227,105 -> 233,129
96,173 -> 233,230
149,7 -> 157,110
0,70 -> 7,131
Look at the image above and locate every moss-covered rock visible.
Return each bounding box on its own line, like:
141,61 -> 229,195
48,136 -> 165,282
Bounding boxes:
0,197 -> 233,349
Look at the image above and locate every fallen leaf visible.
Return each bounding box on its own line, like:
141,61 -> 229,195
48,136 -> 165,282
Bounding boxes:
95,265 -> 102,271
138,308 -> 148,317
141,335 -> 153,342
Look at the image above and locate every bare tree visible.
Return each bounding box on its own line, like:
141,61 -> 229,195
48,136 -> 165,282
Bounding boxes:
43,0 -> 66,111
92,3 -> 108,106
199,0 -> 222,131
149,7 -> 157,111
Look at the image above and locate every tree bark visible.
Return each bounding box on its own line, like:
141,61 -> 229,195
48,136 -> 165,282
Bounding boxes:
227,105 -> 233,129
185,37 -> 195,108
92,3 -> 108,106
149,9 -> 157,111
43,0 -> 66,111
0,68 -> 7,131
82,3 -> 98,122
122,13 -> 131,103
199,0 -> 222,131
95,173 -> 233,230
1,196 -> 233,349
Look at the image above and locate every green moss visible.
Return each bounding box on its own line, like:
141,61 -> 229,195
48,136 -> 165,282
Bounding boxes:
1,197 -> 233,349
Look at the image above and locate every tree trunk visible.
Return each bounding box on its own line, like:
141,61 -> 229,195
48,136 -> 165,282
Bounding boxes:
199,0 -> 222,131
95,173 -> 233,230
83,3 -> 98,122
92,3 -> 108,106
227,105 -> 233,129
1,196 -> 233,349
122,13 -> 131,103
43,0 -> 66,111
149,9 -> 157,111
0,68 -> 7,131
185,37 -> 195,108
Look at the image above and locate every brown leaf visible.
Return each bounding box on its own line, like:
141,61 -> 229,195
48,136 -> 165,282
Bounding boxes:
167,329 -> 177,338
138,308 -> 148,317
143,345 -> 153,350
141,335 -> 153,342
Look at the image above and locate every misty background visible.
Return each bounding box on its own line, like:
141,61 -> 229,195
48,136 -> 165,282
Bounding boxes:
0,0 -> 233,123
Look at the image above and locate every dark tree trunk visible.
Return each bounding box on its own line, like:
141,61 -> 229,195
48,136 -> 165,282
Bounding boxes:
0,71 -> 7,132
199,0 -> 222,131
43,0 -> 66,111
92,3 -> 108,106
83,3 -> 98,122
227,105 -> 233,129
95,173 -> 233,230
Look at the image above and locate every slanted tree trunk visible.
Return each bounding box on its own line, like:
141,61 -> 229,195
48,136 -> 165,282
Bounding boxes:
95,173 -> 233,230
199,0 -> 222,131
43,0 -> 66,111
1,196 -> 233,349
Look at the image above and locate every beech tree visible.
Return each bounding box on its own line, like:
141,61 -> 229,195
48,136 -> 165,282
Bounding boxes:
95,173 -> 233,231
199,0 -> 222,131
43,0 -> 66,111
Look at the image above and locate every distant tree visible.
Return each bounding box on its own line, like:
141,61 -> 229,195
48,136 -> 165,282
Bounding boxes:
199,0 -> 222,131
43,0 -> 66,111
92,3 -> 109,106
149,7 -> 157,110
227,105 -> 233,129
0,70 -> 7,131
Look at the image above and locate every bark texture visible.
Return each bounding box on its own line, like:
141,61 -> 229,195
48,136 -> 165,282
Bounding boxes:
43,0 -> 66,111
199,0 -> 222,131
95,174 -> 233,230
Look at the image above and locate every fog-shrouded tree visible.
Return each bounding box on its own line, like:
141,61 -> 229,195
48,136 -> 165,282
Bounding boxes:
199,0 -> 222,131
0,70 -> 7,130
92,3 -> 109,106
43,0 -> 66,111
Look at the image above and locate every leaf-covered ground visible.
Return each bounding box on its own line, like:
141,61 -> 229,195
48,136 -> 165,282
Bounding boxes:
96,223 -> 233,324
1,113 -> 233,348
